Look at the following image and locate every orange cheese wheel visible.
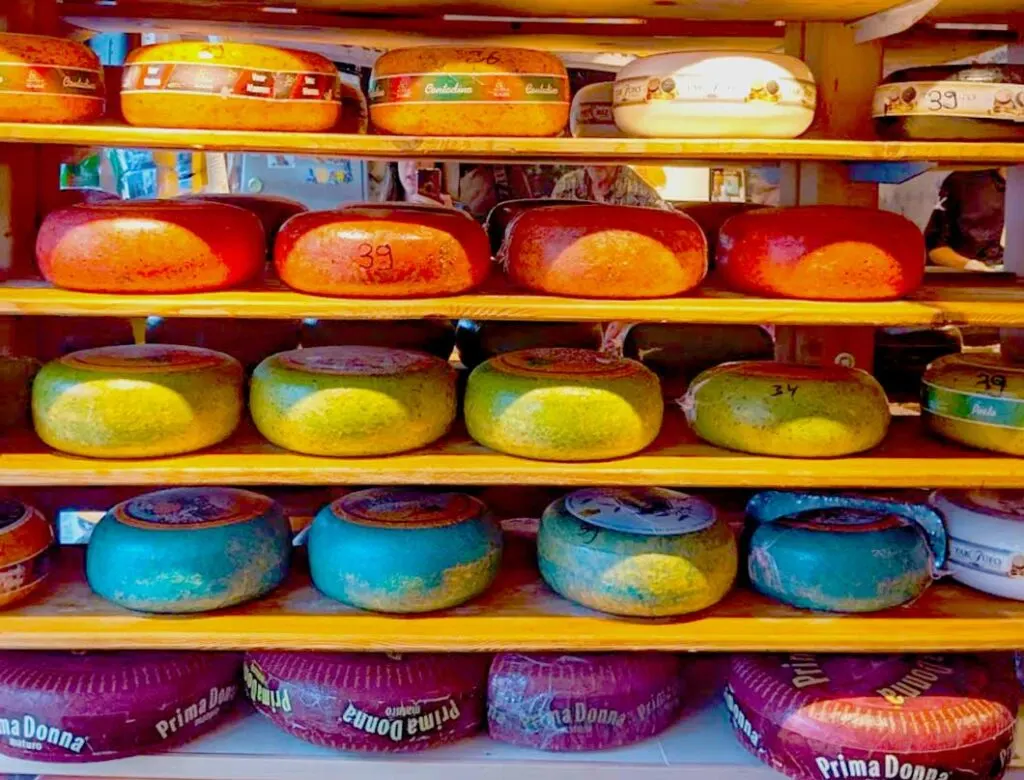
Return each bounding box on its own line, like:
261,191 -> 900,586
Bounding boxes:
275,204 -> 491,297
122,42 -> 341,131
370,46 -> 569,136
0,33 -> 104,123
179,194 -> 307,244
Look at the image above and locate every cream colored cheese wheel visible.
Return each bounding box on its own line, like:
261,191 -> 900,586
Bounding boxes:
32,345 -> 244,458
250,346 -> 457,456
613,51 -> 816,138
570,82 -> 621,138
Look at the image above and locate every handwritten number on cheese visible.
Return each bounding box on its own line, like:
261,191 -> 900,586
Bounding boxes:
356,243 -> 394,271
977,372 -> 1008,395
463,50 -> 501,65
926,90 -> 958,111
770,384 -> 800,399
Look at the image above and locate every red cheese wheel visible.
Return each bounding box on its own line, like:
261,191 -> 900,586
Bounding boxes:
0,651 -> 241,762
274,204 -> 491,297
488,653 -> 684,752
502,204 -> 707,298
178,194 -> 307,244
717,206 -> 925,300
485,198 -> 593,254
37,201 -> 266,293
0,34 -> 104,124
677,201 -> 761,266
726,653 -> 1018,780
244,652 -> 489,752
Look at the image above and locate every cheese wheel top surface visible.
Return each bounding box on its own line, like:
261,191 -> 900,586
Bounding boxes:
487,347 -> 647,381
374,45 -> 566,77
56,343 -> 237,374
559,487 -> 717,537
270,345 -> 441,377
126,41 -> 337,73
0,33 -> 104,124
110,487 -> 276,531
329,488 -> 487,529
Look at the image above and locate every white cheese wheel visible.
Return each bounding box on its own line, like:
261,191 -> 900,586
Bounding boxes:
570,82 -> 621,138
613,51 -> 816,138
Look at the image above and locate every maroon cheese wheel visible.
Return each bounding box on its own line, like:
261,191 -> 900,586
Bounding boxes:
274,204 -> 491,298
31,316 -> 135,362
485,198 -> 593,254
726,653 -> 1018,780
244,652 -> 489,752
677,201 -> 761,266
179,194 -> 307,245
37,201 -> 266,294
0,651 -> 241,762
488,653 -> 684,752
717,206 -> 925,301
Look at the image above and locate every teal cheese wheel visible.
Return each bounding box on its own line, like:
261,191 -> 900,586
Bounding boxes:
538,487 -> 737,616
309,488 -> 502,613
87,488 -> 292,613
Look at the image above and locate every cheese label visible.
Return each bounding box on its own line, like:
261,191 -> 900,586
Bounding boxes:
774,508 -> 907,534
122,63 -> 340,103
873,80 -> 1024,123
279,346 -> 434,376
494,348 -> 638,379
115,488 -> 273,530
576,101 -> 616,126
565,487 -> 715,536
369,74 -> 569,106
613,74 -> 815,109
0,551 -> 50,598
334,488 -> 483,529
0,63 -> 103,100
923,382 -> 1024,430
949,535 -> 1024,579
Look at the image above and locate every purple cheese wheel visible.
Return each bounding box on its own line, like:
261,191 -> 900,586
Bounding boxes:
244,652 -> 489,752
487,652 -> 684,752
726,653 -> 1018,780
0,651 -> 242,763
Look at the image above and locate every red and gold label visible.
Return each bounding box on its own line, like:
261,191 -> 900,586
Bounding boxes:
334,488 -> 484,529
493,348 -> 639,379
122,62 -> 340,103
279,346 -> 435,377
115,487 -> 273,530
64,345 -> 228,373
0,63 -> 103,99
369,73 -> 568,107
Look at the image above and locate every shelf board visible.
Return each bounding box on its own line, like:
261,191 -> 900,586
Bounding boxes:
3,276 -> 1024,326
2,122 -> 1024,163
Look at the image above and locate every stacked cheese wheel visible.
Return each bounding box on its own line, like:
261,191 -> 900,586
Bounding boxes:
0,33 -> 105,123
570,82 -> 620,137
0,499 -> 53,609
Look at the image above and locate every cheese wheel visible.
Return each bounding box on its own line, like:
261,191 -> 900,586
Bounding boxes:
37,201 -> 266,294
308,488 -> 501,612
570,82 -> 621,137
538,488 -> 737,616
250,346 -> 457,456
275,204 -> 491,297
683,361 -> 891,458
87,488 -> 291,613
726,653 -> 1018,780
455,320 -> 603,370
485,198 -> 592,254
0,651 -> 241,762
875,65 -> 1024,141
338,76 -> 369,133
929,489 -> 1024,600
613,52 -> 816,138
488,653 -> 684,752
717,206 -> 926,300
301,319 -> 455,359
465,348 -> 663,461
922,354 -> 1024,455
244,651 -> 489,752
0,356 -> 37,433
0,500 -> 53,609
503,204 -> 707,298
32,345 -> 244,458
179,194 -> 307,244
122,42 -> 341,131
0,33 -> 104,124
1001,328 -> 1024,363
677,201 -> 761,266
370,46 -> 569,136
146,317 -> 301,373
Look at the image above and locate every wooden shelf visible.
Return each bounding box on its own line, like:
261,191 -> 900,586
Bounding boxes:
3,122 -> 1024,163
2,276 -> 1024,326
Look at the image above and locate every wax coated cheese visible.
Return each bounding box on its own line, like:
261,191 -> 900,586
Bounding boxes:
0,33 -> 104,123
570,82 -> 621,137
0,499 -> 53,609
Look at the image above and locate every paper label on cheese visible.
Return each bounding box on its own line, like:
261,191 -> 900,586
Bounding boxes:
115,488 -> 273,530
0,550 -> 50,595
566,487 -> 715,536
0,64 -> 103,99
613,74 -> 815,109
576,101 -> 616,126
122,63 -> 340,102
873,80 -> 1024,122
949,535 -> 1024,578
923,381 -> 1024,429
369,74 -> 569,106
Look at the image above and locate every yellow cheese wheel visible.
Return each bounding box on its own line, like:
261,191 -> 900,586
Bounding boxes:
32,345 -> 244,458
0,33 -> 104,123
122,42 -> 342,131
369,46 -> 569,137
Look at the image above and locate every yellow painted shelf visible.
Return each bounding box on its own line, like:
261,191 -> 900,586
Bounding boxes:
3,545 -> 1023,651
2,415 -> 1022,488
3,122 -> 1024,163
4,276 -> 1024,325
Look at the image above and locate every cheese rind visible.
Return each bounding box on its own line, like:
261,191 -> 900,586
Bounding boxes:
0,33 -> 104,124
0,500 -> 53,610
570,82 -> 621,137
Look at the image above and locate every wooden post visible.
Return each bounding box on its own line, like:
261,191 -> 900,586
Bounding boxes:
1000,42 -> 1023,358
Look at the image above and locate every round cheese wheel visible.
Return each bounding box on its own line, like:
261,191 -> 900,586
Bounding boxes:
717,206 -> 925,300
146,317 -> 301,373
0,651 -> 241,762
32,345 -> 244,458
465,348 -> 663,461
0,356 -> 37,433
875,65 -> 1024,141
677,201 -> 761,266
250,346 -> 457,456
485,198 -> 592,254
122,42 -> 341,131
538,488 -> 736,616
370,46 -> 569,137
87,487 -> 291,613
0,499 -> 53,609
0,33 -> 104,124
179,194 -> 306,245
929,489 -> 1024,600
726,653 -> 1018,780
337,76 -> 368,133
309,488 -> 501,612
570,82 -> 621,137
37,201 -> 266,294
503,204 -> 707,298
455,320 -> 603,370
682,361 -> 891,458
613,51 -> 816,138
301,319 -> 455,359
244,651 -> 489,752
922,354 -> 1024,455
275,204 -> 491,297
488,653 -> 684,752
